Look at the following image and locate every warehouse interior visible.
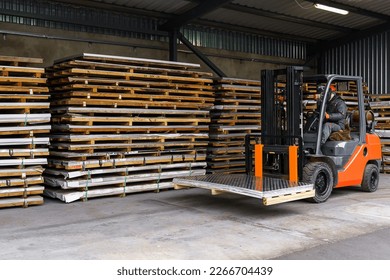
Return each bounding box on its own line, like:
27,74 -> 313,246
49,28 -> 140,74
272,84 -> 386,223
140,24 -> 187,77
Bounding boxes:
1,0 -> 390,260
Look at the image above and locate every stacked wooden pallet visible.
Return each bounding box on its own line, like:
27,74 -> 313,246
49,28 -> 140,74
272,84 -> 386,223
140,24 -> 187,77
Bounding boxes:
302,81 -> 369,114
208,78 -> 261,174
369,94 -> 390,173
44,53 -> 214,202
0,55 -> 50,209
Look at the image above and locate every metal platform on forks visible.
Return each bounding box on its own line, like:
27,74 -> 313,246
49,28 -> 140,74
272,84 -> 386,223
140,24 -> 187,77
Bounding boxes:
173,174 -> 315,206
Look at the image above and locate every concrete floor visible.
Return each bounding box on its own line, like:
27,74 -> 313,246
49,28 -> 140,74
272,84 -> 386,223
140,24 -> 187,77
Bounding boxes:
1,174 -> 390,260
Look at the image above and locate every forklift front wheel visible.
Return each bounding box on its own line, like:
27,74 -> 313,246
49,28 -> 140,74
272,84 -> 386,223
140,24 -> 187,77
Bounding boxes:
361,164 -> 379,192
303,162 -> 334,203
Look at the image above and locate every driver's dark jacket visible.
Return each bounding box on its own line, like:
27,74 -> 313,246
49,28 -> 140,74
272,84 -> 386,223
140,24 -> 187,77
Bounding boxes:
326,95 -> 347,129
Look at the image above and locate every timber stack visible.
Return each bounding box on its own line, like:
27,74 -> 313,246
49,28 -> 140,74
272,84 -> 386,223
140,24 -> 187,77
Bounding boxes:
369,94 -> 390,173
208,78 -> 261,174
302,81 -> 369,114
0,55 -> 50,209
44,53 -> 214,202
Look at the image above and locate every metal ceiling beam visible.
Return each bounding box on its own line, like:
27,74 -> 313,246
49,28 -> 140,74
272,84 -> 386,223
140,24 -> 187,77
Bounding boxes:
305,0 -> 390,21
0,4 -> 167,36
222,3 -> 356,33
193,19 -> 318,43
323,21 -> 390,50
159,0 -> 233,31
177,32 -> 226,77
49,0 -> 170,19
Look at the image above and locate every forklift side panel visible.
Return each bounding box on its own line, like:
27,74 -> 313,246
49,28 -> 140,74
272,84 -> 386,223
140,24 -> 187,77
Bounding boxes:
336,134 -> 382,188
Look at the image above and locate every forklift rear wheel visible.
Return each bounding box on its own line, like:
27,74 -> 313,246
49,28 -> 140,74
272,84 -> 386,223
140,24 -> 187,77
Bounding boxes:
361,164 -> 379,192
303,162 -> 334,203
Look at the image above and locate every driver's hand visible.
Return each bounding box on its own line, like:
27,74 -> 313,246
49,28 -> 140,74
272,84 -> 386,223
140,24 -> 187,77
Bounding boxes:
325,112 -> 330,119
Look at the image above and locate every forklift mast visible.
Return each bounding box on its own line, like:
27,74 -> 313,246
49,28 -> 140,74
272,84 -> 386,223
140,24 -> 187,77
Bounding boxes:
245,66 -> 304,180
261,66 -> 304,145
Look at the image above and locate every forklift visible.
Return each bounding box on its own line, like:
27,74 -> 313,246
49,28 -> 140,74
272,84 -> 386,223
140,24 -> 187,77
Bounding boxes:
174,67 -> 382,205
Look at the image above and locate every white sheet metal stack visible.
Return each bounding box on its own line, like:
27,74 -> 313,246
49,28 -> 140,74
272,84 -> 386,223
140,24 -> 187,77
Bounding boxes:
44,53 -> 214,202
0,55 -> 50,209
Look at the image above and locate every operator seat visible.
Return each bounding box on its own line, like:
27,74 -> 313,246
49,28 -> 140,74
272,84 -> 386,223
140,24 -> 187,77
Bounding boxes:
321,111 -> 359,168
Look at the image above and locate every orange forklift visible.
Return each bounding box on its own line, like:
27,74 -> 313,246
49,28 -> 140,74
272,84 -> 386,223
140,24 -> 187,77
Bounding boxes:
174,67 -> 382,205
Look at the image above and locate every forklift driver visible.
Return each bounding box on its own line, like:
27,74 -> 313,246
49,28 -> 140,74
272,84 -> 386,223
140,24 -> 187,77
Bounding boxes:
317,85 -> 347,144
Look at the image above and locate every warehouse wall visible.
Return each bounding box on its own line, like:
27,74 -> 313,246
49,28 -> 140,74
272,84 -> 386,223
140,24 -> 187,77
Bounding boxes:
320,31 -> 390,94
0,23 -> 305,79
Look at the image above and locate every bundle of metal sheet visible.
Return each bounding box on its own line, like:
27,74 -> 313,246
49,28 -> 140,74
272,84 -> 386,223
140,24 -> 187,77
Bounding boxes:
44,53 -> 214,202
207,78 -> 261,174
0,55 -> 50,209
369,94 -> 390,173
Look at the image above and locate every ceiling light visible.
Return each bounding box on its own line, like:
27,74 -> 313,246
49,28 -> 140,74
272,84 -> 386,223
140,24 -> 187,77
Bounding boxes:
314,3 -> 349,15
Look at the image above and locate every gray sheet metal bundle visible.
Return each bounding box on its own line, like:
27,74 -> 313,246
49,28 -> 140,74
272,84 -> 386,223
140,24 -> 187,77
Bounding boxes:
0,55 -> 50,209
208,78 -> 261,174
44,53 -> 214,202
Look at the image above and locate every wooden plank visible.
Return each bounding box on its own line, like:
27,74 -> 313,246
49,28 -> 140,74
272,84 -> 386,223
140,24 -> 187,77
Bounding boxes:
51,141 -> 208,151
174,184 -> 191,190
48,153 -> 206,170
0,55 -> 43,65
0,176 -> 43,187
0,65 -> 45,74
0,186 -> 44,198
0,85 -> 49,93
0,148 -> 49,157
0,94 -> 49,100
0,167 -> 44,177
53,80 -> 214,92
0,195 -> 43,208
263,189 -> 315,206
52,106 -> 210,116
51,98 -> 212,109
211,189 -> 227,195
59,68 -> 213,83
51,76 -> 214,91
52,124 -> 209,133
51,90 -> 214,103
53,115 -> 209,124
0,76 -> 47,84
214,77 -> 261,87
50,132 -> 208,142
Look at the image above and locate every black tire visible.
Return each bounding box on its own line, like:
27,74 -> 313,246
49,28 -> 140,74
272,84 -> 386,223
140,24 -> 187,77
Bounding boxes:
303,162 -> 334,203
361,164 -> 379,192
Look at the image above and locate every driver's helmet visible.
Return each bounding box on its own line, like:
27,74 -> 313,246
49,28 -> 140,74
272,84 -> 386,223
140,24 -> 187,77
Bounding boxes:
317,85 -> 326,100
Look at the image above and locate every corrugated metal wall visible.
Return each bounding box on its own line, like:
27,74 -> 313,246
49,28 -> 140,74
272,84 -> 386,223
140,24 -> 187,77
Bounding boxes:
0,0 -> 306,60
182,25 -> 306,60
321,31 -> 389,94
